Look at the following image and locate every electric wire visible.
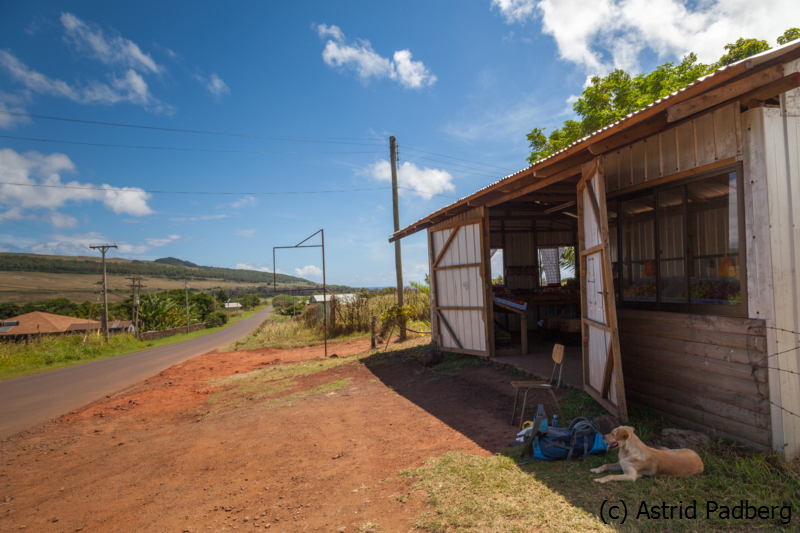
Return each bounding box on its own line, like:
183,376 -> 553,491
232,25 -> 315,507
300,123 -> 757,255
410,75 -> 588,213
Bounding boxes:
0,111 -> 386,145
401,145 -> 518,172
0,135 -> 385,155
0,182 -> 460,199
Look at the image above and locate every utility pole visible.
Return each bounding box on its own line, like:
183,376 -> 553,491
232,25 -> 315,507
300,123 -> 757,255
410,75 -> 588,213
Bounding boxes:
126,276 -> 147,338
390,136 -> 406,340
90,244 -> 117,344
184,280 -> 190,334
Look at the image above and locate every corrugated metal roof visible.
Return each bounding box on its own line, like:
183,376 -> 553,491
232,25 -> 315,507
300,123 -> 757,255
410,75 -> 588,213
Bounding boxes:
391,39 -> 800,241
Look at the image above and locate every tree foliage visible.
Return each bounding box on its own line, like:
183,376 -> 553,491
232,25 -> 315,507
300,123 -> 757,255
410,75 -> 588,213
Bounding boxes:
527,29 -> 798,164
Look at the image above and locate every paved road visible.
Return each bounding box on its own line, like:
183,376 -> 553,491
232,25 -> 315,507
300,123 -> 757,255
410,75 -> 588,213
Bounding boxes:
0,307 -> 272,440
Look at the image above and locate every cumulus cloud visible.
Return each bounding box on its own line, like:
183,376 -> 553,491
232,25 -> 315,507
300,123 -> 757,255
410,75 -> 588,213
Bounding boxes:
60,13 -> 162,74
236,262 -> 271,272
0,50 -> 172,113
362,159 -> 455,200
315,24 -> 436,88
17,231 -> 179,256
295,265 -> 322,279
236,229 -> 257,237
492,0 -> 799,74
0,148 -> 154,227
193,72 -> 231,98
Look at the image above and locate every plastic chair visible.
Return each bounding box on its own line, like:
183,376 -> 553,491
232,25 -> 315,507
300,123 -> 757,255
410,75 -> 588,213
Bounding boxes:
510,344 -> 565,429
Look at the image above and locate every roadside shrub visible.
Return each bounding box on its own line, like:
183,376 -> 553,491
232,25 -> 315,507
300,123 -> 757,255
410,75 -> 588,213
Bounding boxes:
206,310 -> 229,328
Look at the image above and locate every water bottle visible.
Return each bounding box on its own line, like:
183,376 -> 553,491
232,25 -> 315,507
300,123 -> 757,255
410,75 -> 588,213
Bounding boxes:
552,414 -> 559,428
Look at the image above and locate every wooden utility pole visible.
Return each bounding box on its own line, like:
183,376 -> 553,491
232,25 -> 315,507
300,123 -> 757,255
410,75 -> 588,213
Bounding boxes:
184,280 -> 190,334
90,244 -> 117,344
126,276 -> 147,338
390,136 -> 406,340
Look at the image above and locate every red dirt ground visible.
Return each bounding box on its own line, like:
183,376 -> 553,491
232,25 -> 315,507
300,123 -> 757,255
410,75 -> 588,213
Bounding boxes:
0,339 -> 560,532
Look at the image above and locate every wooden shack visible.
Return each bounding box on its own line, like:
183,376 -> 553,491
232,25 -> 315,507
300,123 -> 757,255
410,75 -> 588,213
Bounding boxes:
390,41 -> 800,459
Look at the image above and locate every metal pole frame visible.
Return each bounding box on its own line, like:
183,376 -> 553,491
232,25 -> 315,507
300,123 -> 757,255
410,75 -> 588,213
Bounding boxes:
272,229 -> 327,358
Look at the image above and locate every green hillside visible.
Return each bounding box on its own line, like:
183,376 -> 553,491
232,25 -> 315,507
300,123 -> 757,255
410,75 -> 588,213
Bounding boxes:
0,253 -> 313,286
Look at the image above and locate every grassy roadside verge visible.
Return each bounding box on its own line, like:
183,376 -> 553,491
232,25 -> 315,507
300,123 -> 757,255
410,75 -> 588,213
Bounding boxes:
0,305 -> 270,382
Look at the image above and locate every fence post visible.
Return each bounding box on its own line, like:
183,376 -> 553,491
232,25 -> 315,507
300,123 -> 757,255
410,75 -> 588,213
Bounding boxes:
371,315 -> 377,349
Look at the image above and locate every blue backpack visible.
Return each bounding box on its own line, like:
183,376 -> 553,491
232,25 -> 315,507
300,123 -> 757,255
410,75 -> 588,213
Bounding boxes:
521,416 -> 607,462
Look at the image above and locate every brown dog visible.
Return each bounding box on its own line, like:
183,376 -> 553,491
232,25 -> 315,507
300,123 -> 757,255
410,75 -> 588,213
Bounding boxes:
590,426 -> 703,483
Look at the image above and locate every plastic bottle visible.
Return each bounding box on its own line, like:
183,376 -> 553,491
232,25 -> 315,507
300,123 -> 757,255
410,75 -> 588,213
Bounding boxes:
552,414 -> 559,428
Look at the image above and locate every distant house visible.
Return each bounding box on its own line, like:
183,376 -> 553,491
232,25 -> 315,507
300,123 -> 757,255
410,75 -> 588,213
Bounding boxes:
224,302 -> 243,310
0,312 -> 100,339
309,294 -> 358,305
66,320 -> 135,334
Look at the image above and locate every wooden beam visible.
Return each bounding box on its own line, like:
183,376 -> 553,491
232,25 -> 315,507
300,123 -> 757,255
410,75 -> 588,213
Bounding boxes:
436,309 -> 463,350
588,112 -> 669,155
432,227 -> 460,268
486,165 -> 583,207
533,150 -> 595,177
739,72 -> 800,108
543,201 -> 576,214
667,65 -> 784,122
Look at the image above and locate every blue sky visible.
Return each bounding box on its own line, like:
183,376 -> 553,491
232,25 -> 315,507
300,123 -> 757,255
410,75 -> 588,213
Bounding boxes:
0,1 -> 796,287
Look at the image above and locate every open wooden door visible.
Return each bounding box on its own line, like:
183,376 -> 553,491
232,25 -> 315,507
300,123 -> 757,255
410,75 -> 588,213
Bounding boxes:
429,218 -> 490,357
577,159 -> 628,423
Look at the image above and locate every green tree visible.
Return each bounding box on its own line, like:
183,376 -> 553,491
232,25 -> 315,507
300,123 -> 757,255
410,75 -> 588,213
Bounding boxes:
215,289 -> 228,303
526,30 -> 797,165
409,274 -> 431,296
0,303 -> 21,320
718,37 -> 771,67
778,28 -> 800,45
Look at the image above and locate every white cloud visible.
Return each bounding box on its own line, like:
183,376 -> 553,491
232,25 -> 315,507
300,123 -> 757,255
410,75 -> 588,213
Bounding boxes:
0,148 -> 154,227
362,160 -> 455,200
171,214 -> 229,223
295,265 -> 322,279
446,93 -> 550,142
0,51 -> 172,113
194,72 -> 231,98
492,0 -> 800,74
0,91 -> 32,130
206,73 -> 230,97
60,13 -> 162,74
236,229 -> 257,237
17,231 -> 178,256
217,195 -> 258,209
237,262 -> 271,272
316,24 -> 436,88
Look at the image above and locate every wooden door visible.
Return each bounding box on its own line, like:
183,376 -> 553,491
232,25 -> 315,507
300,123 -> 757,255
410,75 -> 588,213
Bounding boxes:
429,219 -> 490,357
577,159 -> 628,423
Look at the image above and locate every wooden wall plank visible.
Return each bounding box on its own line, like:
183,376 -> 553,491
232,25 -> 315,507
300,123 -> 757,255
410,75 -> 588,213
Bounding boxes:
714,104 -> 738,160
617,319 -> 764,352
627,389 -> 771,446
644,137 -> 660,181
631,141 -> 646,185
695,111 -> 717,166
661,128 -> 679,176
605,151 -> 619,192
621,343 -> 767,383
626,376 -> 770,429
677,120 -> 697,172
623,356 -> 764,397
617,309 -> 765,336
618,146 -> 633,189
620,330 -> 759,366
624,365 -> 769,414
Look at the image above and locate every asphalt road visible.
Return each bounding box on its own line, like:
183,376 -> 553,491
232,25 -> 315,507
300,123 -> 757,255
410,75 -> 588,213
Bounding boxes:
0,306 -> 272,440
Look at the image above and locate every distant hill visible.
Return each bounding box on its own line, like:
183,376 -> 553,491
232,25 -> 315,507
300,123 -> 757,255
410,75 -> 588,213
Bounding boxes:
0,252 -> 314,286
154,257 -> 200,268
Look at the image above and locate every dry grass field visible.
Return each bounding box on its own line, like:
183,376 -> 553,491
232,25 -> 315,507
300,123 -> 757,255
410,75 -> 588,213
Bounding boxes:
0,270 -> 267,304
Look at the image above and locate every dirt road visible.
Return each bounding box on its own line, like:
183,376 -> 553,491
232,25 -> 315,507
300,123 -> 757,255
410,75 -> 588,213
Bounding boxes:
0,339 -> 530,532
0,307 -> 272,439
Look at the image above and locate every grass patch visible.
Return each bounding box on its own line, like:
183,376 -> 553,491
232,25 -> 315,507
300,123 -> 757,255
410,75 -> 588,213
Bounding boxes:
219,312 -> 369,352
354,521 -> 384,532
204,355 -> 357,411
403,452 -> 609,532
433,351 -> 491,376
0,306 -> 268,382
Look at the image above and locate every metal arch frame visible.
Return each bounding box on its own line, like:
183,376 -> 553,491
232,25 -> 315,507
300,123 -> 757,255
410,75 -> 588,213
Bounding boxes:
272,229 -> 327,358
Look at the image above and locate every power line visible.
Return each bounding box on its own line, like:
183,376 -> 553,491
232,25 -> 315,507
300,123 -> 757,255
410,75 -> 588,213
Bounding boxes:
0,111 -> 386,145
400,155 -> 504,180
401,145 -> 518,172
0,135 -> 385,155
0,181 -> 459,199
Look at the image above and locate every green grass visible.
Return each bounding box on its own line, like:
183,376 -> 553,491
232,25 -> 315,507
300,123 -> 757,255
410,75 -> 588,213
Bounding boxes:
0,305 -> 269,381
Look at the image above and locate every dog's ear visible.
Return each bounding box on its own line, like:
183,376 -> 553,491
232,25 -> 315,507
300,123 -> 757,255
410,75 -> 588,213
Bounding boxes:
629,427 -> 637,436
616,427 -> 631,440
